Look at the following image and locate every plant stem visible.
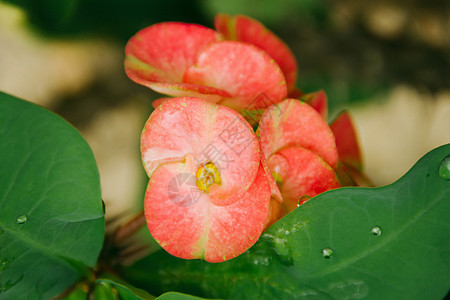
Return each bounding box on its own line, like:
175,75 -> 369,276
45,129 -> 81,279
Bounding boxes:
112,211 -> 146,244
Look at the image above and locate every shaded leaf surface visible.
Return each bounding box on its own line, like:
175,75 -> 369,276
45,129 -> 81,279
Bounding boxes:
96,278 -> 207,300
121,144 -> 450,299
0,93 -> 104,299
96,279 -> 155,300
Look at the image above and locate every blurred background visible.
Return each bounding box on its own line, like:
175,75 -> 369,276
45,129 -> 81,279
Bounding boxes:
1,0 -> 449,229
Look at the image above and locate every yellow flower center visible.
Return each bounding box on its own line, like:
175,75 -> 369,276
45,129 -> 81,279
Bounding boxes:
196,162 -> 221,192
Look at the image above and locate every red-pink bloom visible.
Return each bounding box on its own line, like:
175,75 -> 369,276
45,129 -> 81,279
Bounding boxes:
330,110 -> 369,186
258,95 -> 365,223
128,14 -> 366,259
258,98 -> 340,218
124,14 -> 301,122
214,13 -> 298,93
141,97 -> 271,263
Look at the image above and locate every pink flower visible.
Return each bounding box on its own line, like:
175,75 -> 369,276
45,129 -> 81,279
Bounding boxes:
258,98 -> 340,222
127,14 -> 366,261
258,95 -> 364,225
141,97 -> 271,263
124,14 -> 300,122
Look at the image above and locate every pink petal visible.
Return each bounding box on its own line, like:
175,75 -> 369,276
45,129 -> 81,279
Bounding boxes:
141,97 -> 260,206
301,90 -> 328,120
267,146 -> 340,212
260,149 -> 282,203
183,41 -> 287,112
131,80 -> 231,103
214,13 -> 298,91
330,110 -> 363,171
145,160 -> 270,262
151,97 -> 171,109
287,87 -> 304,99
258,99 -> 338,169
125,22 -> 222,88
263,197 -> 284,230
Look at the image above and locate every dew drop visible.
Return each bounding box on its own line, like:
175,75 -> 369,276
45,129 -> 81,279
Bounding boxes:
439,155 -> 450,180
0,259 -> 8,271
371,226 -> 382,236
322,247 -> 334,258
297,195 -> 311,207
16,214 -> 27,224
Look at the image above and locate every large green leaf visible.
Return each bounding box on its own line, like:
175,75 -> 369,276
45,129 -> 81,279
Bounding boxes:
0,92 -> 104,299
121,144 -> 450,299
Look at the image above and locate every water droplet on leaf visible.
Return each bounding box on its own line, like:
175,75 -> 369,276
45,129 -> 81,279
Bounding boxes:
371,226 -> 382,236
322,247 -> 334,258
0,259 -> 8,271
297,195 -> 311,207
439,155 -> 450,180
16,214 -> 27,224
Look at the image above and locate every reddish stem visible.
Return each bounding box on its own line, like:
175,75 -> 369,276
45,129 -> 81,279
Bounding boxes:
112,211 -> 146,244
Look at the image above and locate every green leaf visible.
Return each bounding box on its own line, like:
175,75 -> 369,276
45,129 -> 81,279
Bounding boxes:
0,92 -> 104,299
156,292 -> 211,300
95,278 -> 208,300
94,281 -> 120,300
121,144 -> 450,299
96,279 -> 155,300
58,282 -> 88,300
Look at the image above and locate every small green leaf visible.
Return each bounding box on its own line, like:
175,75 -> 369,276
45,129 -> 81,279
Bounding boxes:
96,279 -> 155,300
94,281 -> 119,300
96,278 -> 209,300
121,144 -> 450,299
0,92 -> 104,299
156,292 -> 211,300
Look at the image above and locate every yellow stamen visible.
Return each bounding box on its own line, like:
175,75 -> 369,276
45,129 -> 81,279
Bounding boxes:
196,162 -> 221,192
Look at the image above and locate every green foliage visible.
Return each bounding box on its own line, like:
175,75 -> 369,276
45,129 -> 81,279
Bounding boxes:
200,0 -> 324,26
0,93 -> 104,299
120,144 -> 450,299
95,279 -> 156,300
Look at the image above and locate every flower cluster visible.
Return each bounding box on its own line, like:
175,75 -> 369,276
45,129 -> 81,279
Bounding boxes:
125,14 -> 364,263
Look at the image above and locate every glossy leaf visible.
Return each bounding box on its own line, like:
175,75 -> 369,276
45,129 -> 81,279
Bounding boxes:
156,293 -> 209,300
0,93 -> 104,299
96,279 -> 155,300
95,279 -> 208,300
121,144 -> 450,299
